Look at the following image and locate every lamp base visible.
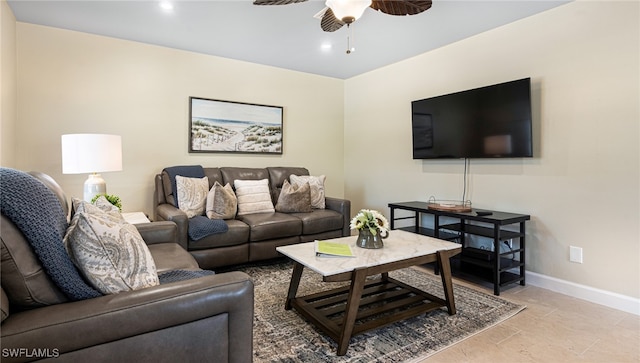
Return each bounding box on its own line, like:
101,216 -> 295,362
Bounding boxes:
84,173 -> 107,202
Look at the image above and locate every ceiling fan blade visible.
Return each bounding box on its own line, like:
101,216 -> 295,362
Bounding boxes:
370,0 -> 432,16
320,8 -> 345,32
253,0 -> 308,5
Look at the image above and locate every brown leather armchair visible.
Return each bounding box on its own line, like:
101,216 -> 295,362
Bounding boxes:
1,170 -> 254,363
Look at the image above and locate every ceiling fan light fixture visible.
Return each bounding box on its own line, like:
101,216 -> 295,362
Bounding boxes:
325,0 -> 372,24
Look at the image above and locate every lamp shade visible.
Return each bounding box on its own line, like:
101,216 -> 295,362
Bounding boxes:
61,134 -> 122,174
325,0 -> 372,23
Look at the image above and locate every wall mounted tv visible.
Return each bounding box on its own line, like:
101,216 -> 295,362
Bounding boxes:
412,78 -> 533,159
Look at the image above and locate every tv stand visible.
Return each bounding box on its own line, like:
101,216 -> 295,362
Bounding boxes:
388,201 -> 530,295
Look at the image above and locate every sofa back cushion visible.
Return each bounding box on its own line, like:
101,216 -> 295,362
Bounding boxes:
204,168 -> 225,187
221,167 -> 269,190
1,215 -> 68,308
28,171 -> 70,221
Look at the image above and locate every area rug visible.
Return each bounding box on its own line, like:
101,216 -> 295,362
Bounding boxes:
236,260 -> 525,363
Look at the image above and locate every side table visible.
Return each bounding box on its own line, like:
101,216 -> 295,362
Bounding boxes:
121,212 -> 150,224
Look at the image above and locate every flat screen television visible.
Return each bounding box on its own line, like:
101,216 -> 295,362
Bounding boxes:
411,78 -> 533,159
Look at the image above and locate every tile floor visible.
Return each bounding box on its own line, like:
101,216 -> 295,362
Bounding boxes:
418,267 -> 640,363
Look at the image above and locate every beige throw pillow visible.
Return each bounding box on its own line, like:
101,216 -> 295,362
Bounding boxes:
206,182 -> 237,220
64,198 -> 159,295
275,180 -> 312,213
234,179 -> 275,215
176,175 -> 209,218
290,174 -> 326,209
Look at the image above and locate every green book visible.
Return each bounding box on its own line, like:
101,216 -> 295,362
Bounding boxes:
315,240 -> 355,258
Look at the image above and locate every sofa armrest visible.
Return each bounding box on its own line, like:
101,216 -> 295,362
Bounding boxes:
135,221 -> 177,246
1,272 -> 254,363
154,203 -> 189,250
325,197 -> 351,237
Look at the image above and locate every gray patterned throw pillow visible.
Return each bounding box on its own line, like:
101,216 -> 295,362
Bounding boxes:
176,175 -> 209,218
64,198 -> 159,294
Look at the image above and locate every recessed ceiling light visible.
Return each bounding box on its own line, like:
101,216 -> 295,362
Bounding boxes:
159,1 -> 174,12
321,43 -> 332,51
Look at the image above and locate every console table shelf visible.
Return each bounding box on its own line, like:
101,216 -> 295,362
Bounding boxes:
388,201 -> 530,295
395,226 -> 460,241
440,223 -> 525,240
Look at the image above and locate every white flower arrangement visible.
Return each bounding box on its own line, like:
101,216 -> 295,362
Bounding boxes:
349,209 -> 390,236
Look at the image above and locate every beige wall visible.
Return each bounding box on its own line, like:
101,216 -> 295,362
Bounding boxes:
5,1 -> 639,303
1,0 -> 16,167
344,1 -> 639,298
15,23 -> 345,216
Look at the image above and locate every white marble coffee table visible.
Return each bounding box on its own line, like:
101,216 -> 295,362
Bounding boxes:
276,229 -> 462,356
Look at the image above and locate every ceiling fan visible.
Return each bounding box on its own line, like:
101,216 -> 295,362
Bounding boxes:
253,0 -> 433,33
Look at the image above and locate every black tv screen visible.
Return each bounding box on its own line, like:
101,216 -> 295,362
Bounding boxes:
412,78 -> 533,159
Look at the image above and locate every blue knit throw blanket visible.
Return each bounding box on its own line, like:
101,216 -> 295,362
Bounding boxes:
0,168 -> 102,300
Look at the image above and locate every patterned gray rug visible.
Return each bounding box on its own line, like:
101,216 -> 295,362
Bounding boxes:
237,260 -> 525,363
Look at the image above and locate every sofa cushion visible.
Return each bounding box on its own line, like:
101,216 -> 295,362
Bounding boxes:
290,209 -> 344,235
188,219 -> 250,250
275,180 -> 312,213
64,199 -> 160,295
236,212 -> 302,242
147,243 -> 200,274
290,174 -> 326,209
188,216 -> 229,241
176,176 -> 209,218
221,167 -> 269,185
206,182 -> 237,220
234,179 -> 275,215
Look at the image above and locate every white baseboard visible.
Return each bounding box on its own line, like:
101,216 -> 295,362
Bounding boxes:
526,271 -> 640,316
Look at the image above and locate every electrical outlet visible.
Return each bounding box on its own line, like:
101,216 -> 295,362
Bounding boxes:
569,246 -> 583,263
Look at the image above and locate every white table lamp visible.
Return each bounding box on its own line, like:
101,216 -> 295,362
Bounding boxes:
61,134 -> 122,202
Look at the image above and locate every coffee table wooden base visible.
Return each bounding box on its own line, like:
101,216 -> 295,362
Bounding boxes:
284,249 -> 459,356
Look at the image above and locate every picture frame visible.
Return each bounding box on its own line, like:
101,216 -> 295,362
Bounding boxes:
189,97 -> 283,154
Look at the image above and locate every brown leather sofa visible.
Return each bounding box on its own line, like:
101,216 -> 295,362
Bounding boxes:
154,166 -> 351,269
1,170 -> 254,363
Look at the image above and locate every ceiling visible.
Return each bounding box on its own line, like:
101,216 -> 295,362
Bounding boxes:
7,0 -> 570,79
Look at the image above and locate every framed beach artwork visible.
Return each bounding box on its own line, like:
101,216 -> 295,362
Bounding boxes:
189,97 -> 283,154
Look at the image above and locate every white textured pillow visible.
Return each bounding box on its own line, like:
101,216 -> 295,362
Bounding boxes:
176,175 -> 209,218
234,179 -> 275,215
206,182 -> 237,220
290,174 -> 326,209
64,199 -> 159,295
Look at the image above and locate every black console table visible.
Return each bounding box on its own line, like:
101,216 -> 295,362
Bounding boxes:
388,201 -> 530,295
